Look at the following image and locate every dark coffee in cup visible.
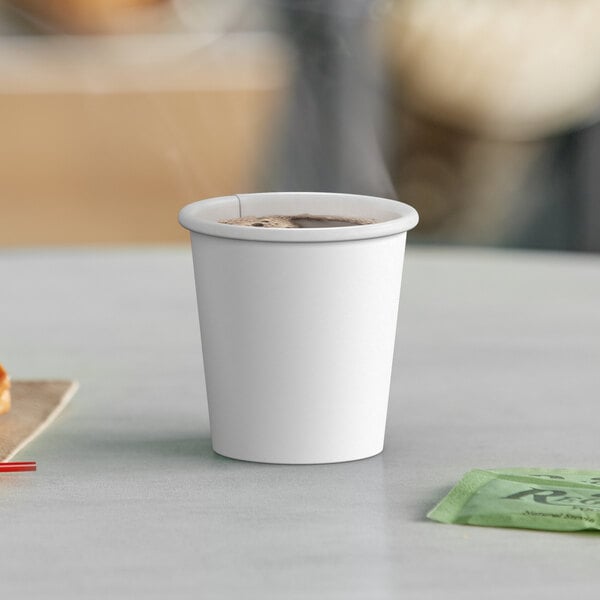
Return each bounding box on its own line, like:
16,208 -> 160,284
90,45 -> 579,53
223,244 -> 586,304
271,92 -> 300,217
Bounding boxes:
221,214 -> 376,228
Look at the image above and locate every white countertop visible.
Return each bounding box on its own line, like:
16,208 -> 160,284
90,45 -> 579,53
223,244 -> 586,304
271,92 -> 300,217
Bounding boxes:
1,245 -> 599,598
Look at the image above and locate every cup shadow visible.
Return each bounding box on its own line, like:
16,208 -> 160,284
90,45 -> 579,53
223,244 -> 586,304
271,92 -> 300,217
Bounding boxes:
76,433 -> 233,464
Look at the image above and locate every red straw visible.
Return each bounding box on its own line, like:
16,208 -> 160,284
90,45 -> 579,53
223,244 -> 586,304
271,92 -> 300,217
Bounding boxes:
0,462 -> 36,473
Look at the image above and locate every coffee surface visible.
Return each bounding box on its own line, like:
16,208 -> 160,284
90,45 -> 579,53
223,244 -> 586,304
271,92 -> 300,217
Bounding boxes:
221,214 -> 376,228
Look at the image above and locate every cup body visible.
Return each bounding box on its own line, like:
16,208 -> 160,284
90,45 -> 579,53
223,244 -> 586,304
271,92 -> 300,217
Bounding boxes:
179,192 -> 418,463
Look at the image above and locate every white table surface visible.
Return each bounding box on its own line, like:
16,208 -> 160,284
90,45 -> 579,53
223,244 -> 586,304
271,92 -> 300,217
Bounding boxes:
1,245 -> 599,599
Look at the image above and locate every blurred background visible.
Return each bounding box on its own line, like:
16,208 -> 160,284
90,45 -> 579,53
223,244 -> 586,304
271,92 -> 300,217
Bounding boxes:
0,0 -> 599,250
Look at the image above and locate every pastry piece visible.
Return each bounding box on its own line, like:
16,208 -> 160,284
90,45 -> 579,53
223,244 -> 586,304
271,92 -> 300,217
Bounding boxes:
0,363 -> 11,415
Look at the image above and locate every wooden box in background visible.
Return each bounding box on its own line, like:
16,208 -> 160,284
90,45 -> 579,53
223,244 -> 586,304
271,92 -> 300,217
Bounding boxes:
0,34 -> 290,245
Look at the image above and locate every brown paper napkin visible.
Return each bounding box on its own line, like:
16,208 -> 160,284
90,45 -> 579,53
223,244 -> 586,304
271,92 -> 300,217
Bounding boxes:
0,380 -> 78,462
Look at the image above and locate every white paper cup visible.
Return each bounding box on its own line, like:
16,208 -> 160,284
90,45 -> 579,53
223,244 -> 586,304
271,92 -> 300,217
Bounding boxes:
179,192 -> 418,464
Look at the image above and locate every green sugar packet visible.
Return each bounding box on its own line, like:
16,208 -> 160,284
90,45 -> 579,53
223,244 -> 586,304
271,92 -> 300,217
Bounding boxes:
427,468 -> 600,532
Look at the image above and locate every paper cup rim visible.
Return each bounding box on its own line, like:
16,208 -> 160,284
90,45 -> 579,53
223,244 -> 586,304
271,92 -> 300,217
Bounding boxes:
178,192 -> 419,242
